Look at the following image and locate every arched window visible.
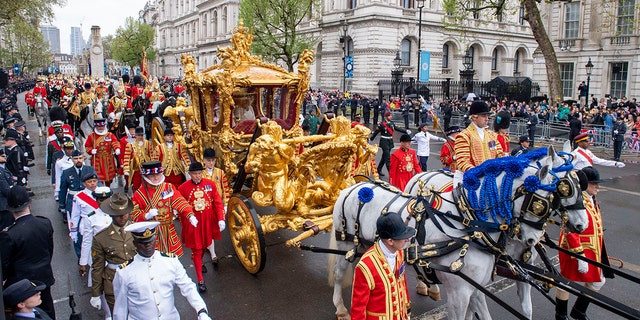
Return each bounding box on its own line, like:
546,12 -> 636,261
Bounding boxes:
212,10 -> 218,36
222,7 -> 227,33
401,39 -> 411,66
491,48 -> 498,71
202,14 -> 207,39
466,47 -> 475,70
442,44 -> 449,68
514,50 -> 521,75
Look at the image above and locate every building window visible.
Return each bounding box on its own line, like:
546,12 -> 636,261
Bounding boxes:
473,0 -> 480,19
348,0 -> 356,9
222,7 -> 227,33
401,39 -> 411,66
519,3 -> 525,25
610,62 -> 628,99
564,2 -> 580,38
402,0 -> 413,9
559,63 -> 574,98
442,44 -> 449,68
491,48 -> 498,71
513,50 -> 520,75
202,14 -> 207,38
212,10 -> 218,36
346,38 -> 354,56
617,0 -> 635,35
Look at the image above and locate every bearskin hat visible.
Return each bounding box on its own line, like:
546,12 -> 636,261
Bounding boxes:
493,111 -> 511,131
49,107 -> 67,122
122,74 -> 130,84
133,75 -> 142,86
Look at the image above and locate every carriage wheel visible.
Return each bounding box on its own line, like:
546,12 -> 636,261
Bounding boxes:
228,195 -> 266,274
150,116 -> 166,148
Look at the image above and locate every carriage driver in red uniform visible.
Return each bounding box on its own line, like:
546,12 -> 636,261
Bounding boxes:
555,166 -> 614,320
351,212 -> 414,320
178,162 -> 225,293
130,161 -> 195,257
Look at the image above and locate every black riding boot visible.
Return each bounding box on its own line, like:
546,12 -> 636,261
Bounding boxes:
555,298 -> 569,320
570,296 -> 591,320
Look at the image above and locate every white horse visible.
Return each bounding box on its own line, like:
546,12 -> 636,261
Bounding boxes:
403,147 -> 589,319
330,147 -> 560,320
74,100 -> 102,155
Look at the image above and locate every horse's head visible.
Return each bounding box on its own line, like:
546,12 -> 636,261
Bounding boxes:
512,161 -> 557,247
546,147 -> 589,234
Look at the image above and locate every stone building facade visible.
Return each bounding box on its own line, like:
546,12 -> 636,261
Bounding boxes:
140,0 -> 544,96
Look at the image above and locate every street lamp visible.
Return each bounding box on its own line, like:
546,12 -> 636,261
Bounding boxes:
585,58 -> 594,106
391,51 -> 404,96
460,48 -> 475,95
416,0 -> 425,83
341,20 -> 349,93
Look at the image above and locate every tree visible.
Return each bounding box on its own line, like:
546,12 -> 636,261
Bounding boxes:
102,35 -> 114,60
111,17 -> 156,70
0,19 -> 51,74
239,0 -> 321,71
442,0 -> 562,105
0,0 -> 65,27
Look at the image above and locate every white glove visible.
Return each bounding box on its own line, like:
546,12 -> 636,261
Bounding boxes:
89,296 -> 102,310
24,152 -> 29,157
615,161 -> 625,168
198,313 -> 212,320
91,149 -> 97,155
23,166 -> 29,172
69,232 -> 78,243
406,130 -> 411,134
145,208 -> 159,220
527,121 -> 532,125
108,112 -> 116,120
614,130 -> 619,134
115,149 -> 121,155
189,215 -> 198,227
578,259 -> 589,274
218,220 -> 226,232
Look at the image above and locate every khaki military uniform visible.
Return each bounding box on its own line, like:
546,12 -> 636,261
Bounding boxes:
91,222 -> 136,312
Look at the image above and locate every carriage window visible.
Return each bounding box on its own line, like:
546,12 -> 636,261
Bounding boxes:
231,88 -> 257,128
210,89 -> 220,127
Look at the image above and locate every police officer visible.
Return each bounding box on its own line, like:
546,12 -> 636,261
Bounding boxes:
90,192 -> 137,314
0,186 -> 56,319
612,115 -> 626,161
113,221 -> 213,320
511,135 -> 531,156
4,130 -> 29,186
0,148 -> 14,230
3,279 -> 53,320
14,120 -> 34,161
58,151 -> 96,223
370,111 -> 410,177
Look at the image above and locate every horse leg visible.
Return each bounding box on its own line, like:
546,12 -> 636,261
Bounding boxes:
441,274 -> 474,320
467,290 -> 492,320
516,282 -> 533,319
330,238 -> 354,320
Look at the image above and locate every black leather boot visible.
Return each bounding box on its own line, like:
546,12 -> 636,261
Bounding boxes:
570,296 -> 590,320
555,298 -> 569,320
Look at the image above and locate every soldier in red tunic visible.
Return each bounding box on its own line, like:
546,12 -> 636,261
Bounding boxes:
555,166 -> 613,320
85,118 -> 121,187
154,128 -> 190,189
493,110 -> 511,155
351,212 -> 414,320
32,79 -> 52,107
130,75 -> 145,100
178,162 -> 225,292
123,127 -> 154,192
440,126 -> 461,171
389,134 -> 422,191
130,161 -> 195,257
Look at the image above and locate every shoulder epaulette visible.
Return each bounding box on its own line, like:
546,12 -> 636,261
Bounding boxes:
119,257 -> 134,269
160,252 -> 176,258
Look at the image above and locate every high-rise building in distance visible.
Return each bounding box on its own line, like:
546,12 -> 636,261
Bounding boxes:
70,26 -> 85,56
40,25 -> 61,54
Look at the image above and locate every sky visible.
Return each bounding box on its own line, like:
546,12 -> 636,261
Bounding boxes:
52,0 -> 146,54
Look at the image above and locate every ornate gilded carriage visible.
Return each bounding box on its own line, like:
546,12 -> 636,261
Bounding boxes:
156,23 -> 377,274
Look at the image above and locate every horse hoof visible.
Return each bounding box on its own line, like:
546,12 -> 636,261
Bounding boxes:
416,285 -> 429,296
428,291 -> 442,301
335,313 -> 351,320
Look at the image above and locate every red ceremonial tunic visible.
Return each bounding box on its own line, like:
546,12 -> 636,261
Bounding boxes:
178,178 -> 224,248
47,124 -> 75,142
497,132 -> 510,154
389,148 -> 422,191
351,241 -> 411,320
440,141 -> 456,171
202,167 -> 230,206
130,85 -> 145,100
85,131 -> 120,182
559,192 -> 605,282
131,182 -> 194,257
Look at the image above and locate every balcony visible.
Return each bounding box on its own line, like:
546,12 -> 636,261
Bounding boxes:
610,36 -> 630,45
557,39 -> 576,51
